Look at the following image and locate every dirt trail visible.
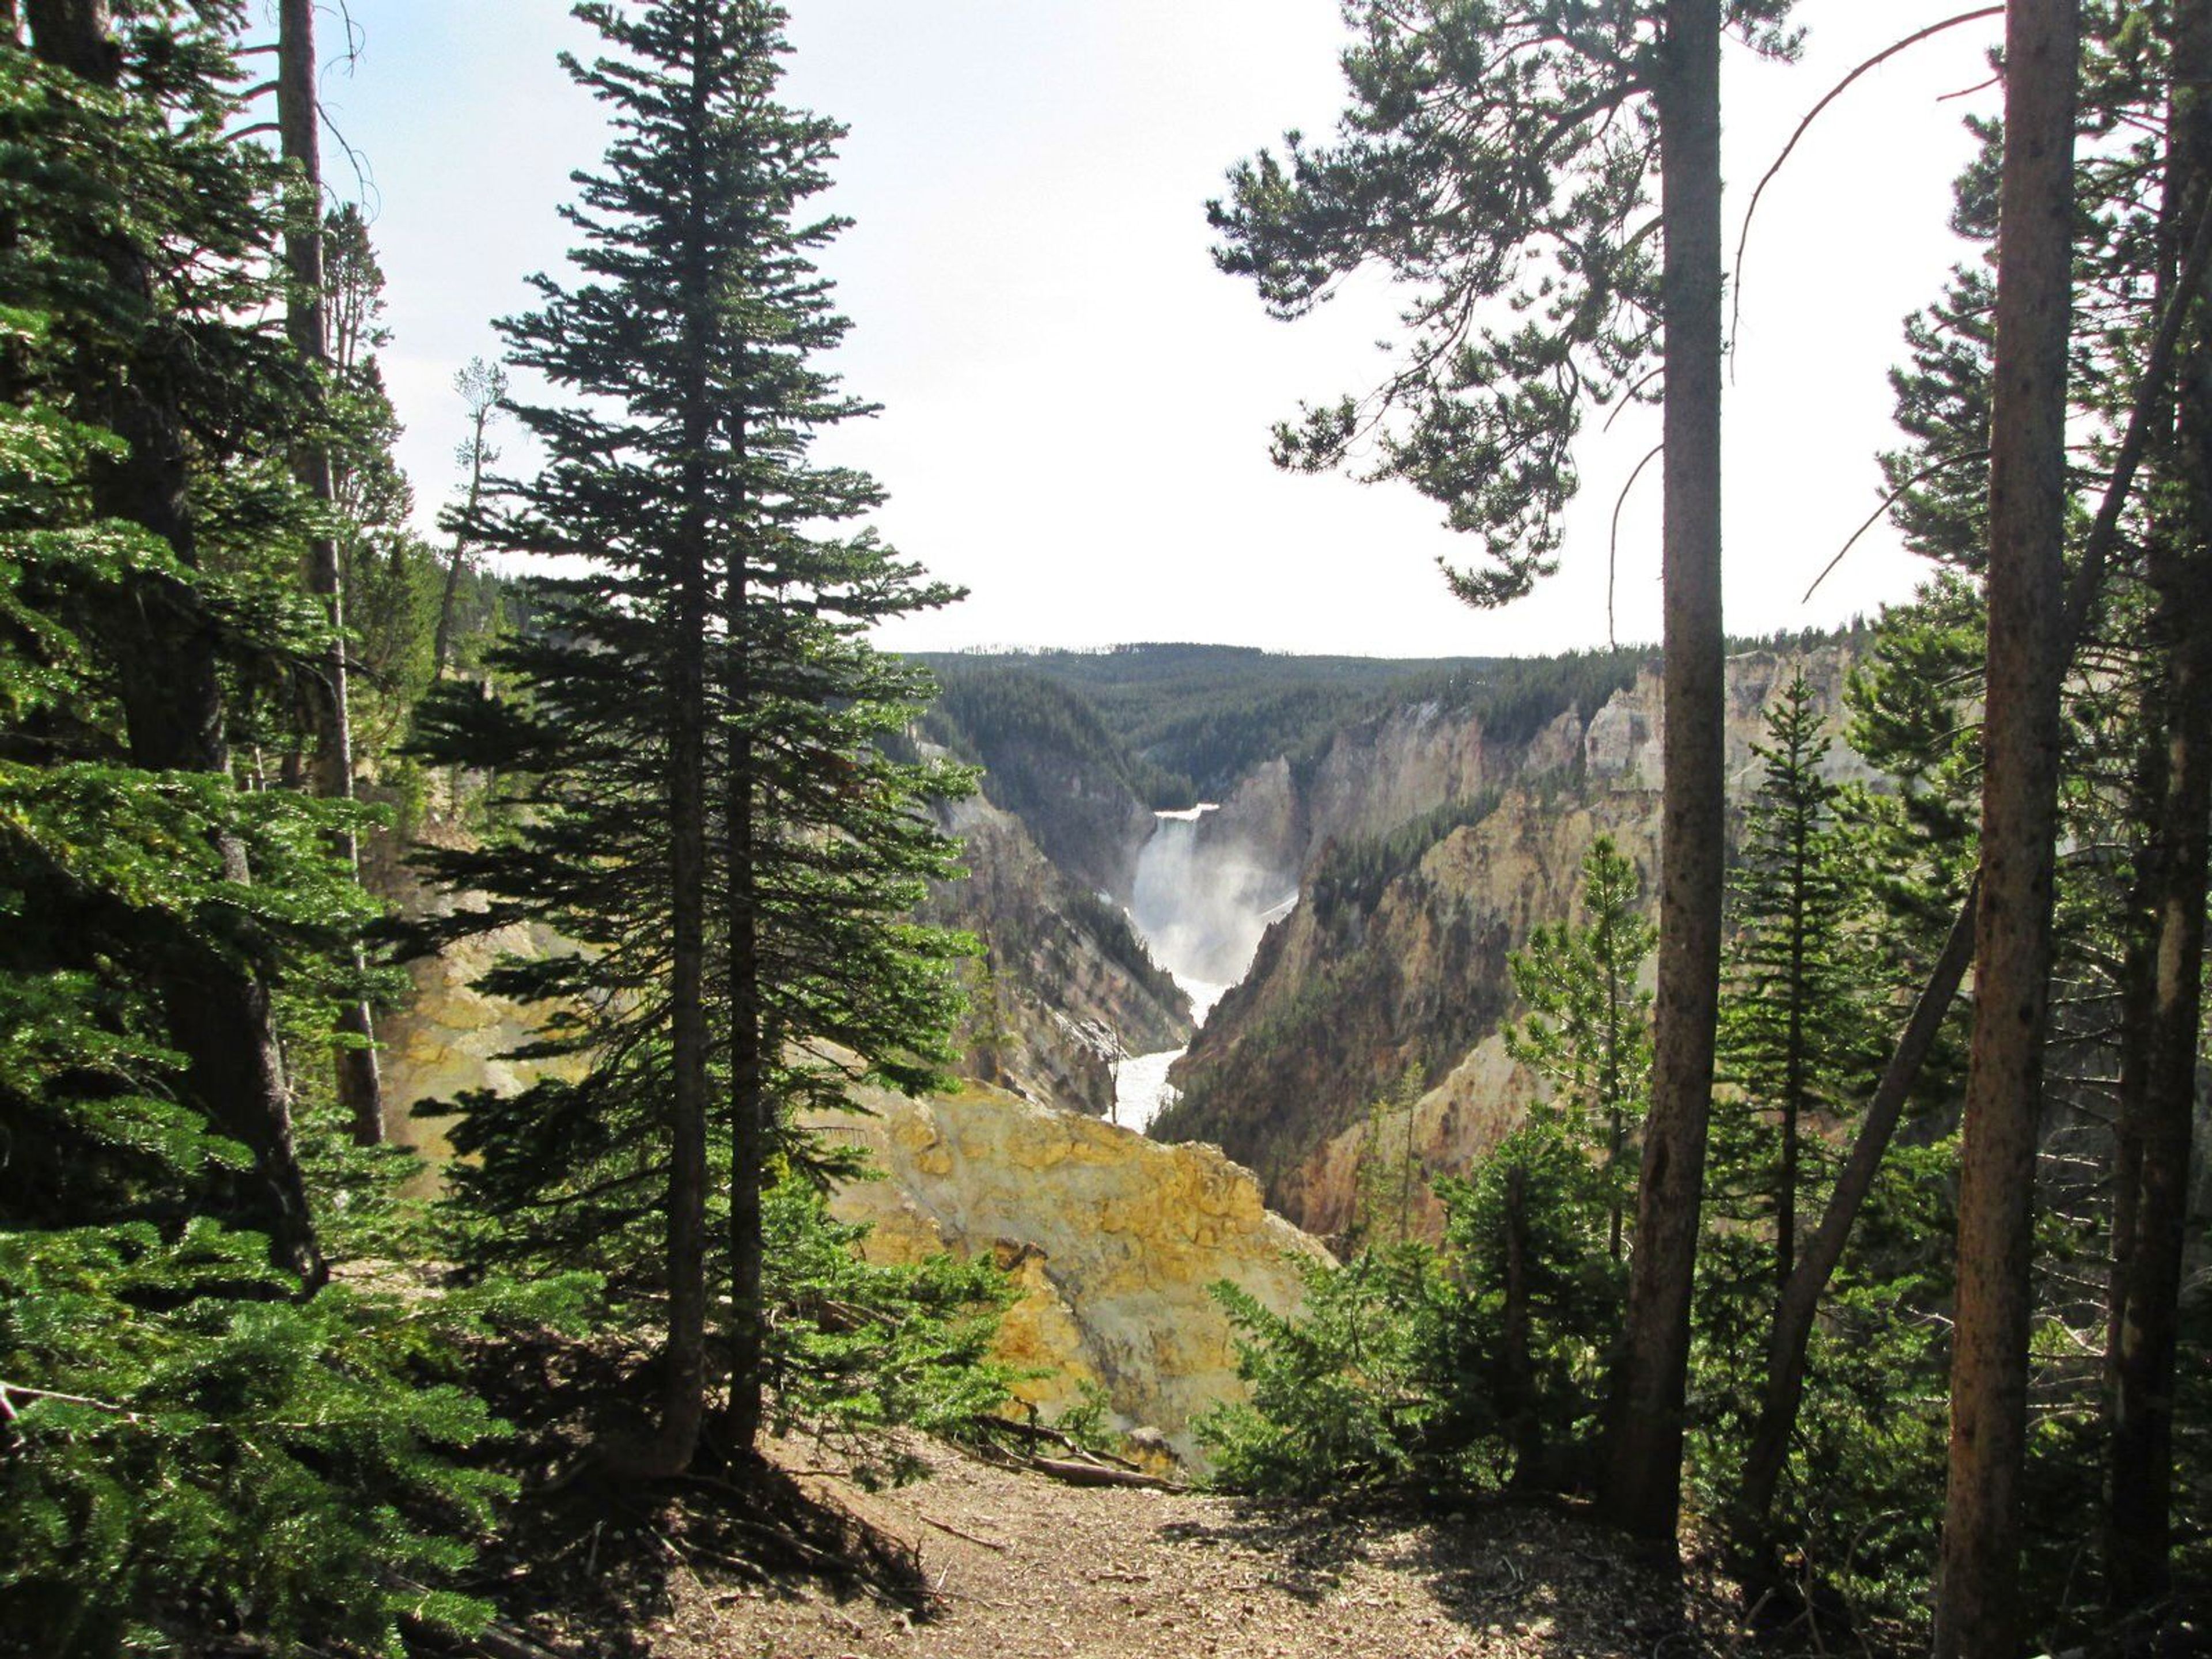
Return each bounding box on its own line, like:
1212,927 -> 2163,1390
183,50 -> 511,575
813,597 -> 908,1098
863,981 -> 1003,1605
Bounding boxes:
641,1438 -> 1726,1659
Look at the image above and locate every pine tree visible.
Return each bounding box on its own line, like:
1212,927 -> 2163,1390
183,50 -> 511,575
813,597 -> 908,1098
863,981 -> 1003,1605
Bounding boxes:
0,10 -> 532,1647
410,0 -> 972,1476
1711,673 -> 1868,1296
1503,835 -> 1656,1263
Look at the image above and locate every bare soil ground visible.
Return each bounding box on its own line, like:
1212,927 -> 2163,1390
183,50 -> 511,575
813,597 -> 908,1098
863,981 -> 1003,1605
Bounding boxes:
503,1434 -> 1747,1659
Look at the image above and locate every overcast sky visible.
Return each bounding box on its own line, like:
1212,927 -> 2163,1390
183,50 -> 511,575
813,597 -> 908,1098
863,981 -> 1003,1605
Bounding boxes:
315,1 -> 2001,659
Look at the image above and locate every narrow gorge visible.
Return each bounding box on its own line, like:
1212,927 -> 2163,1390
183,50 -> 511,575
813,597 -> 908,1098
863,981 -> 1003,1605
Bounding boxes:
918,641 -> 1877,1239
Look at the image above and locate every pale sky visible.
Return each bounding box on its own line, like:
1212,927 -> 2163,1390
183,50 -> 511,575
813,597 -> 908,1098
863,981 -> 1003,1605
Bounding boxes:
315,1 -> 2000,658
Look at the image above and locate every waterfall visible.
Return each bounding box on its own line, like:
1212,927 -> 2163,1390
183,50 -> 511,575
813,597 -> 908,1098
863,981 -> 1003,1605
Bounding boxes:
1114,805 -> 1295,1131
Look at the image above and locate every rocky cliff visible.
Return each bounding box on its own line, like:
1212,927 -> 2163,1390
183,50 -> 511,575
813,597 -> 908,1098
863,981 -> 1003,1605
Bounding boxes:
804,1082 -> 1329,1462
921,793 -> 1191,1116
368,817 -> 581,1162
1152,645 -> 1866,1237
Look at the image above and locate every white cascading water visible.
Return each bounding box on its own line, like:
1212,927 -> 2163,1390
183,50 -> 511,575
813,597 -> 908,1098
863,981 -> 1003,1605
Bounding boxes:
1113,805 -> 1294,1131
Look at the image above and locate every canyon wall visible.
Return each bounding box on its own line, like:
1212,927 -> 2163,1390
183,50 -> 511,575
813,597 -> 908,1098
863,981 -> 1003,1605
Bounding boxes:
919,791 -> 1191,1116
1153,646 -> 1866,1237
804,1081 -> 1328,1461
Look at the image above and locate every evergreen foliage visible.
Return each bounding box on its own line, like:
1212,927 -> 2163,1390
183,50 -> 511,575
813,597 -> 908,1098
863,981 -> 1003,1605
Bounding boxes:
405,0 -> 993,1471
0,10 -> 535,1649
1198,1244 -> 1450,1498
758,1176 -> 1016,1486
1502,836 -> 1654,1263
1705,675 -> 1869,1343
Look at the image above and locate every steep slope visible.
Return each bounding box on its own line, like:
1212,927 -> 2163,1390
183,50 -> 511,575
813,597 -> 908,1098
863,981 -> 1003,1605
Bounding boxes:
920,792 -> 1191,1116
1153,646 -> 1869,1236
922,665 -> 1160,896
1158,790 -> 1659,1234
805,1080 -> 1328,1460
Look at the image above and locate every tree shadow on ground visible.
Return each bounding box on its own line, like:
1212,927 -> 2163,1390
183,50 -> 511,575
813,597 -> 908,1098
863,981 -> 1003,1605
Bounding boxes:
1156,1493 -> 1711,1658
445,1327 -> 936,1657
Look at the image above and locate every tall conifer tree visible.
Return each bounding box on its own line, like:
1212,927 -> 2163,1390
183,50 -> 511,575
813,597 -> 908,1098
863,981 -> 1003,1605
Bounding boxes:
1936,2 -> 2081,1650
411,0 -> 967,1475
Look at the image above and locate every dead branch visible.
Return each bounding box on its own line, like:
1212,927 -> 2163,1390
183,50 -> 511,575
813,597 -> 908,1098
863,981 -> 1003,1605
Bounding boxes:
915,1510 -> 1012,1552
1028,1455 -> 1186,1493
1608,442 -> 1664,646
1730,7 -> 2006,366
1801,450 -> 1987,603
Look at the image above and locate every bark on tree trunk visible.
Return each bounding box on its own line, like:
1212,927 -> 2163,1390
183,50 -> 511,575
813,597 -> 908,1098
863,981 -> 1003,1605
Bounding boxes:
721,711 -> 767,1456
637,472 -> 710,1479
279,0 -> 383,1147
29,0 -> 323,1286
1603,0 -> 1724,1549
2105,0 -> 2212,1604
1933,5 -> 2080,1653
718,399 -> 766,1455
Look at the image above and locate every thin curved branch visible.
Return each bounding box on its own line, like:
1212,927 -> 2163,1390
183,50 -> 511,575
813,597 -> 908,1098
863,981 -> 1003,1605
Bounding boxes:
1940,73 -> 2003,103
1603,365 -> 1664,433
1800,449 -> 1987,603
1729,7 -> 2005,371
1608,442 -> 1664,647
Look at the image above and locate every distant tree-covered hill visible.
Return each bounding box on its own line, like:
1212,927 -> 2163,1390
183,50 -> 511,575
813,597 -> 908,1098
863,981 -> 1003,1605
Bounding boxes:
912,642 -> 1658,806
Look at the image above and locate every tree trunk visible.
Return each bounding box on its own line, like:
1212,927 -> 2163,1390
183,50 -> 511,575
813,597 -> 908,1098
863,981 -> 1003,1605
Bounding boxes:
718,396 -> 766,1455
278,0 -> 382,1147
24,0 -> 110,79
1604,950 -> 1625,1263
433,430 -> 486,677
637,475 -> 710,1478
1603,0 -> 1724,1549
29,0 -> 323,1286
2105,0 -> 2212,1605
1500,1158 -> 1543,1486
721,708 -> 767,1456
1733,889 -> 1974,1586
1933,5 -> 2080,1653
612,7 -> 730,1484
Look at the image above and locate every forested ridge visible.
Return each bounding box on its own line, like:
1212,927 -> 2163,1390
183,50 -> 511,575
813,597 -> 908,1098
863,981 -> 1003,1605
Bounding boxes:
918,642 -> 1658,806
2,2 -> 2210,1658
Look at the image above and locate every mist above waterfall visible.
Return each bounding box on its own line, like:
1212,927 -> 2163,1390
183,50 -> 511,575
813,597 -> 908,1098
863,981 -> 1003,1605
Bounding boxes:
1116,804 -> 1295,1131
1127,805 -> 1294,1026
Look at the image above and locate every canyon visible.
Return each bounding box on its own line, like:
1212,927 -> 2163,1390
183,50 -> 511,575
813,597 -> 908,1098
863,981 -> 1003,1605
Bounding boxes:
377,638 -> 1871,1456
929,641 -> 1872,1238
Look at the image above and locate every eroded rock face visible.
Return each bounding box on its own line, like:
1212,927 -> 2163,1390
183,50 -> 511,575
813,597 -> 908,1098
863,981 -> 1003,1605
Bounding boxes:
1586,649 -> 1878,793
804,1083 -> 1329,1462
1161,789 -> 1658,1235
368,819 -> 582,1168
1157,645 -> 1862,1240
922,793 -> 1191,1116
